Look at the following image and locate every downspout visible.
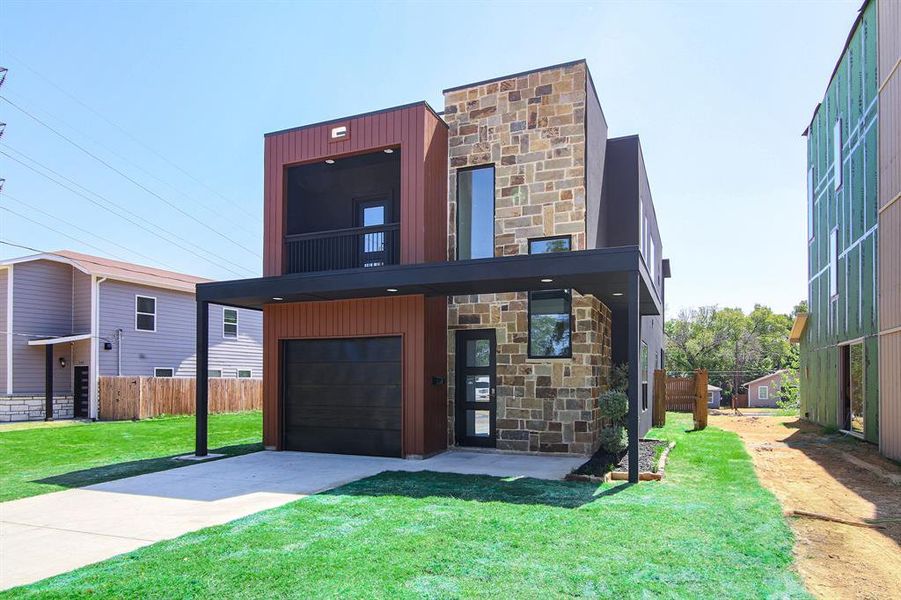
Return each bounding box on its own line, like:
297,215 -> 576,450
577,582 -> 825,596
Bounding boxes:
89,276 -> 107,420
116,328 -> 123,376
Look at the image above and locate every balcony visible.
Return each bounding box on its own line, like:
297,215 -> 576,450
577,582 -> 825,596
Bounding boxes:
284,223 -> 400,274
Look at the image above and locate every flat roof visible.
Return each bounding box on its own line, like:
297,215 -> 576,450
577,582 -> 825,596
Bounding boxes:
198,246 -> 661,315
264,101 -> 446,138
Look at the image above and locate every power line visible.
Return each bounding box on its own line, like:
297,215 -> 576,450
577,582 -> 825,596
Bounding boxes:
5,54 -> 261,223
1,88 -> 260,238
0,191 -> 180,270
1,95 -> 262,259
0,239 -> 210,287
0,147 -> 252,278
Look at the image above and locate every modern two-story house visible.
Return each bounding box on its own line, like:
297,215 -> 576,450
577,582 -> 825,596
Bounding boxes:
795,0 -> 900,461
0,250 -> 262,422
195,60 -> 669,482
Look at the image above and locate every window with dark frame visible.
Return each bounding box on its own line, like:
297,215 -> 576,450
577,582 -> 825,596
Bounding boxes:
640,341 -> 649,411
154,367 -> 174,377
135,296 -> 156,332
528,235 -> 573,359
456,165 -> 495,260
223,308 -> 238,338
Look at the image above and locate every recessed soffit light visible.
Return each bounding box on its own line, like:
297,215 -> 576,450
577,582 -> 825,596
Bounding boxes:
325,159 -> 335,164
272,297 -> 284,301
386,288 -> 398,293
612,292 -> 623,297
384,148 -> 394,154
540,278 -> 553,283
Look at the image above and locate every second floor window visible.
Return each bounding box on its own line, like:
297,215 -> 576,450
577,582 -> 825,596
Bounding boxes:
135,296 -> 156,332
223,308 -> 238,338
457,165 -> 495,260
528,236 -> 573,359
829,228 -> 838,298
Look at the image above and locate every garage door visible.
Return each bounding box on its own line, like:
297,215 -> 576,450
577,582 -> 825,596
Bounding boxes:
282,337 -> 402,457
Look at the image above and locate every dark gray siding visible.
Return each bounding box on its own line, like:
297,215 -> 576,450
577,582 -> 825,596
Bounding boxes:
97,280 -> 262,377
637,144 -> 663,293
585,72 -> 608,249
10,260 -> 75,394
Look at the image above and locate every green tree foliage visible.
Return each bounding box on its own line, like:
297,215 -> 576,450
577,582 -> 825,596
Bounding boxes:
664,304 -> 800,396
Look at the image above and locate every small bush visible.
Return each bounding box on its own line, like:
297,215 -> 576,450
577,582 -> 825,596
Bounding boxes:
598,390 -> 628,421
599,425 -> 627,454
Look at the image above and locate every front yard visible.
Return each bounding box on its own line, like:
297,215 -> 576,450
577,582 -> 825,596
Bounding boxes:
0,411 -> 262,502
6,413 -> 809,598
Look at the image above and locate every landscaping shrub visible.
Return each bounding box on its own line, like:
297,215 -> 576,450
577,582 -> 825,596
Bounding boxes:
598,390 -> 628,421
599,425 -> 627,454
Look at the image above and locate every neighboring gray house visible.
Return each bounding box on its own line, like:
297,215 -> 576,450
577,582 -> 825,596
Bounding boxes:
743,370 -> 788,409
0,250 -> 262,422
707,384 -> 722,409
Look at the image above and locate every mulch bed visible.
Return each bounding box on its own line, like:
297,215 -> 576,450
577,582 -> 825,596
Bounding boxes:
572,439 -> 669,478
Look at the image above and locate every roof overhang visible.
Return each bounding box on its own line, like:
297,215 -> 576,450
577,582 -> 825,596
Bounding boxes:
27,333 -> 92,346
789,313 -> 808,344
197,246 -> 663,315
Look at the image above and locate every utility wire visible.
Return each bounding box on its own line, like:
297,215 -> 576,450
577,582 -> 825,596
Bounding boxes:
1,95 -> 262,259
0,191 -> 180,270
1,88 -> 260,238
0,239 -> 212,287
1,148 -> 252,278
5,53 -> 261,223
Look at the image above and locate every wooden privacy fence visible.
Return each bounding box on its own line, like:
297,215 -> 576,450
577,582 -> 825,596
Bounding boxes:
99,376 -> 262,420
652,369 -> 708,430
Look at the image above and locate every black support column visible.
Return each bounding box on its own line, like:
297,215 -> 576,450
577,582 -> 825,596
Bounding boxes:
627,270 -> 640,483
195,300 -> 209,456
44,345 -> 54,421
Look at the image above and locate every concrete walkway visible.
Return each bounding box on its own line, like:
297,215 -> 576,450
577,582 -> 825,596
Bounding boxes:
0,450 -> 583,590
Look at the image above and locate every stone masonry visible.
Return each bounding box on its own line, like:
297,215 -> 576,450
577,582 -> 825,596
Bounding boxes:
444,62 -> 613,454
0,395 -> 75,422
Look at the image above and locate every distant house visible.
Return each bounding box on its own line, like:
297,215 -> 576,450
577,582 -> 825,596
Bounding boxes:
743,370 -> 788,409
0,251 -> 262,422
707,384 -> 722,409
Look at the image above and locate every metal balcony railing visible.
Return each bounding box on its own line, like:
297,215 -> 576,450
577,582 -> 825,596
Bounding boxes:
284,223 -> 400,274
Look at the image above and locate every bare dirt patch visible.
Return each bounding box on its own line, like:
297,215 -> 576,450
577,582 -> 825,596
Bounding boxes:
710,414 -> 901,600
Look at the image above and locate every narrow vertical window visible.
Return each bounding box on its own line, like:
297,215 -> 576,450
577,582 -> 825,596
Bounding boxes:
807,167 -> 815,241
829,227 -> 838,298
135,296 -> 156,332
223,308 -> 238,338
640,341 -> 649,411
456,166 -> 495,260
528,236 -> 572,358
833,119 -> 842,191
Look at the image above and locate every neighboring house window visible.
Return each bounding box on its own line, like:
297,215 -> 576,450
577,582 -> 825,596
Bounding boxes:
641,341 -> 649,411
807,167 -> 815,241
758,385 -> 769,401
209,370 -> 222,378
456,165 -> 495,260
833,119 -> 842,191
237,369 -> 253,378
154,368 -> 174,377
829,227 -> 838,298
223,308 -> 238,338
135,296 -> 156,332
528,236 -> 573,359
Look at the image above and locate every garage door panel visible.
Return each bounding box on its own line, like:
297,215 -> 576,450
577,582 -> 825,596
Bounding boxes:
282,337 -> 402,457
284,427 -> 401,458
283,362 -> 402,386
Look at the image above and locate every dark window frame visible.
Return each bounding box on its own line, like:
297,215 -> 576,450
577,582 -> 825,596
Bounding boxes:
223,308 -> 238,338
527,235 -> 574,359
455,164 -> 496,261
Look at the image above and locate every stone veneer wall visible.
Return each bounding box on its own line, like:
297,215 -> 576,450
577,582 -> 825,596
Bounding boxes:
444,62 -> 613,454
0,395 -> 75,422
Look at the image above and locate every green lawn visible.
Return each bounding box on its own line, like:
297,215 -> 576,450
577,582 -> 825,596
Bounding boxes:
0,411 -> 262,502
5,413 -> 808,598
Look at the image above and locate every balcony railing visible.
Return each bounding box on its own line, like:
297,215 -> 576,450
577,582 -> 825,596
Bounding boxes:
284,223 -> 400,274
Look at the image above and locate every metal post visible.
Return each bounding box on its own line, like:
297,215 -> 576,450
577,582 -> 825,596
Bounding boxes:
44,344 -> 54,421
627,271 -> 640,484
196,300 -> 209,456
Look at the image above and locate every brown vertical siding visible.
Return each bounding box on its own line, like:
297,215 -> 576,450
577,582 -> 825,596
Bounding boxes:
262,295 -> 447,456
263,104 -> 448,276
879,0 -> 901,461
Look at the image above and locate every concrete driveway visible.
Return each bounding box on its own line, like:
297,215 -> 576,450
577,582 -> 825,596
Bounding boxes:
0,450 -> 583,590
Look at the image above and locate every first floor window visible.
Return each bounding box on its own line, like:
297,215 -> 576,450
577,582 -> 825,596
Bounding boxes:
758,385 -> 769,400
209,369 -> 222,378
641,341 -> 649,411
528,290 -> 572,358
223,308 -> 238,338
135,296 -> 156,331
237,369 -> 253,378
154,367 -> 174,377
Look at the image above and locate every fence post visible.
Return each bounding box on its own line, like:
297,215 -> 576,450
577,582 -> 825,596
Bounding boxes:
653,369 -> 666,427
694,369 -> 708,430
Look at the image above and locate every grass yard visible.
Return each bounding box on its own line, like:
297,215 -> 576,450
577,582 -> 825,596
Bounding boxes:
0,411 -> 262,502
6,413 -> 809,598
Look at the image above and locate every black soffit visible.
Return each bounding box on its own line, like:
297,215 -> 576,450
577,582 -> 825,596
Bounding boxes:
197,246 -> 662,315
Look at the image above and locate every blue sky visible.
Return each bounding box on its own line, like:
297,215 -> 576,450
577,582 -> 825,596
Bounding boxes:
1,0 -> 860,314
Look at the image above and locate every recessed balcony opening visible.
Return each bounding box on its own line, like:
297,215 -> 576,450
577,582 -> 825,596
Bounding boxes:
285,149 -> 401,273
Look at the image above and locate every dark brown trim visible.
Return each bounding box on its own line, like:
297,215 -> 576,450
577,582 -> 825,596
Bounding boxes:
443,59 -> 587,93
265,101 -> 447,138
